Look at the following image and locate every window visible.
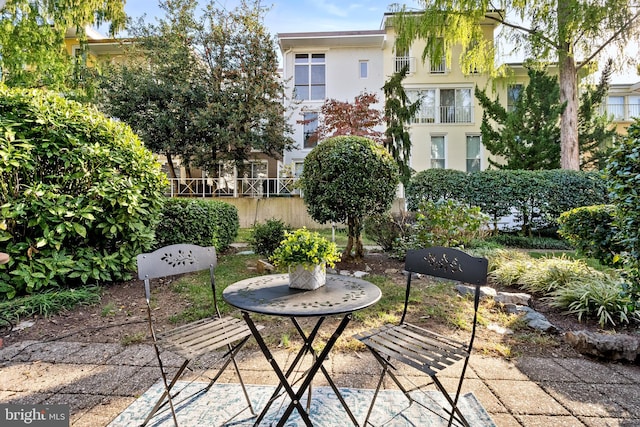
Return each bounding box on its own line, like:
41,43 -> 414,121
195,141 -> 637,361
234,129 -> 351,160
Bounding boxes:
408,89 -> 436,123
608,96 -> 624,120
507,84 -> 523,112
630,96 -> 640,119
394,48 -> 414,73
429,38 -> 446,74
359,60 -> 368,78
440,88 -> 472,123
466,135 -> 481,172
431,135 -> 446,169
294,53 -> 325,101
302,112 -> 318,149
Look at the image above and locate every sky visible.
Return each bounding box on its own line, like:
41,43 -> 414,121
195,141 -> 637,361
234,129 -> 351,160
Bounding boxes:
121,0 -> 420,35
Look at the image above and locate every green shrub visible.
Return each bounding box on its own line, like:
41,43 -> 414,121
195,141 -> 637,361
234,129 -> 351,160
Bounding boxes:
155,198 -> 239,251
558,205 -> 621,265
518,257 -> 602,294
414,199 -> 489,248
0,86 -> 167,299
405,168 -> 469,211
249,218 -> 291,256
486,234 -> 573,250
364,211 -> 416,252
606,119 -> 640,302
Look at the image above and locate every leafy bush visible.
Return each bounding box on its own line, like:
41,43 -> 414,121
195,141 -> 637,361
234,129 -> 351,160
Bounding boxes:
486,234 -> 573,250
364,211 -> 416,252
405,168 -> 469,211
414,199 -> 489,248
518,257 -> 602,294
249,218 -> 291,256
155,198 -> 239,251
606,120 -> 640,302
558,205 -> 621,265
0,86 -> 167,298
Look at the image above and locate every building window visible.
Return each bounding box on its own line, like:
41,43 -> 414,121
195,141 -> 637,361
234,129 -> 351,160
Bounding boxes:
394,48 -> 414,73
429,38 -> 446,74
629,96 -> 640,119
294,53 -> 325,101
608,96 -> 624,120
507,84 -> 523,112
303,112 -> 318,149
359,60 -> 368,78
431,135 -> 446,169
440,88 -> 472,123
466,135 -> 481,172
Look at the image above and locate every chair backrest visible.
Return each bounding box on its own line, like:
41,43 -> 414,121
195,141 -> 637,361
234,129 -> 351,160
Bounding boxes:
400,247 -> 488,324
137,244 -> 218,315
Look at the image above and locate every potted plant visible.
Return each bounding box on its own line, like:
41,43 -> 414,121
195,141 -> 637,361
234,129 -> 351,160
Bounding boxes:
270,228 -> 341,290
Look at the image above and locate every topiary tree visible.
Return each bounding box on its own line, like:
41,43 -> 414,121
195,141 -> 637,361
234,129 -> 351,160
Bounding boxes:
0,86 -> 167,298
299,135 -> 399,259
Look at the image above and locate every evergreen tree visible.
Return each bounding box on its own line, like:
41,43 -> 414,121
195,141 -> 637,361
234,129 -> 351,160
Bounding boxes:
475,68 -> 565,170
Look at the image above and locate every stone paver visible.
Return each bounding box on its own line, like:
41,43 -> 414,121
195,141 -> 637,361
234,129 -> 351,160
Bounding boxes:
1,339 -> 640,427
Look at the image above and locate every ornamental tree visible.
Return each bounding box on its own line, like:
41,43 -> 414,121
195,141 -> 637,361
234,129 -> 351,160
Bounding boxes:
299,136 -> 399,259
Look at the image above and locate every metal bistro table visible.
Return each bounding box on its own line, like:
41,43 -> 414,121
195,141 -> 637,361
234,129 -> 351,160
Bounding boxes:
223,273 -> 381,427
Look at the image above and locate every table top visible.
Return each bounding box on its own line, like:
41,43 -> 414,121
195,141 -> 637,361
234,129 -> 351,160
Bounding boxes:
223,274 -> 381,317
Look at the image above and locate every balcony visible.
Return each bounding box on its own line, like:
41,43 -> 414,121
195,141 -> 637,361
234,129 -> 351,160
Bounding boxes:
394,56 -> 416,74
600,103 -> 640,122
412,106 -> 473,124
165,177 -> 300,198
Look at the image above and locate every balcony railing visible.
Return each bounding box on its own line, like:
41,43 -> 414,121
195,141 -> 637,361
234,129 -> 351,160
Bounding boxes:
412,106 -> 473,124
165,177 -> 300,198
599,103 -> 640,122
394,56 -> 416,74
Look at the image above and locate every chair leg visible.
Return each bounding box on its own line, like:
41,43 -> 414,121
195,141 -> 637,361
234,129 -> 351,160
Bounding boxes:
363,360 -> 387,426
142,346 -> 188,427
432,375 -> 469,427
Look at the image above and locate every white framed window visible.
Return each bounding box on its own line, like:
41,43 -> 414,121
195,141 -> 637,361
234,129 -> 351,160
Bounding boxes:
302,112 -> 318,149
466,135 -> 482,172
608,96 -> 624,120
294,53 -> 326,101
431,135 -> 446,169
507,84 -> 523,112
394,47 -> 415,73
407,88 -> 472,124
629,96 -> 640,119
359,60 -> 368,78
429,38 -> 446,74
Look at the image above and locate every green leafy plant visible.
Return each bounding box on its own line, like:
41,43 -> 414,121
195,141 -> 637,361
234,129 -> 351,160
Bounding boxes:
269,228 -> 341,269
250,219 -> 292,256
414,199 -> 489,248
0,86 -> 167,298
364,211 -> 416,252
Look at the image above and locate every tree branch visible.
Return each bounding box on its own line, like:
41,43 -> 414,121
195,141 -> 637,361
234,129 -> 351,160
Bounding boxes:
482,13 -> 558,49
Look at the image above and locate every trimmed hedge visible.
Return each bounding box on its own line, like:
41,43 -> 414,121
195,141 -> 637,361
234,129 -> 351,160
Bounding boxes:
405,169 -> 608,234
558,205 -> 621,265
154,198 -> 239,251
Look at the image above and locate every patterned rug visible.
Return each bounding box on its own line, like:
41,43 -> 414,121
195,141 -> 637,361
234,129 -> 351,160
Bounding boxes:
109,382 -> 496,427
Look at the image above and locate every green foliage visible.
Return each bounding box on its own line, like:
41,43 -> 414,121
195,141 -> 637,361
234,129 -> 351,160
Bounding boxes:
0,0 -> 126,95
606,119 -> 640,301
414,199 -> 489,248
383,67 -> 421,186
269,228 -> 341,268
364,211 -> 416,252
299,135 -> 399,258
98,0 -> 294,178
549,276 -> 637,327
405,169 -> 469,211
558,205 -> 621,265
154,198 -> 239,251
249,218 -> 292,256
0,286 -> 102,322
486,234 -> 573,250
0,86 -> 167,299
476,68 -> 564,170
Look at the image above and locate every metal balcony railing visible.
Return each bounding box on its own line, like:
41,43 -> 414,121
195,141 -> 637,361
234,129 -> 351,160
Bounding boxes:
599,103 -> 640,121
165,177 -> 300,198
394,56 -> 416,73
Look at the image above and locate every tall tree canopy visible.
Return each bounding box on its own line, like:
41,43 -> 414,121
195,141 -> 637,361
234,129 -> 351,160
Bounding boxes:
392,0 -> 640,170
98,0 -> 294,178
0,0 -> 126,92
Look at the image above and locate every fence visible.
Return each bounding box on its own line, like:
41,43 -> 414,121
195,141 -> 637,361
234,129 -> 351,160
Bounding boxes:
165,177 -> 300,198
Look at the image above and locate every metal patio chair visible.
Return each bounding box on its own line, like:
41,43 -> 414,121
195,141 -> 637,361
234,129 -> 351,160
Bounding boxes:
137,243 -> 261,426
354,246 -> 488,427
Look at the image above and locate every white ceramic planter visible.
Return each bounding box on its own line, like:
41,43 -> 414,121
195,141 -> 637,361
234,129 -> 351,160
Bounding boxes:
288,263 -> 326,290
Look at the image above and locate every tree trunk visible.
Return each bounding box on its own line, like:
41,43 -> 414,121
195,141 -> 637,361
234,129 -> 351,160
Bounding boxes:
558,1 -> 580,171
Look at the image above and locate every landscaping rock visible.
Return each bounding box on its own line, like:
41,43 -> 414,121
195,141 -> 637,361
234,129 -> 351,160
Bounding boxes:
504,304 -> 558,333
565,330 -> 640,363
495,291 -> 531,306
256,259 -> 275,273
455,284 -> 497,299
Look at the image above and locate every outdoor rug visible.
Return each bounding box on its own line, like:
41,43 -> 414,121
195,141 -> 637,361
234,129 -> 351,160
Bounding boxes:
108,381 -> 496,427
